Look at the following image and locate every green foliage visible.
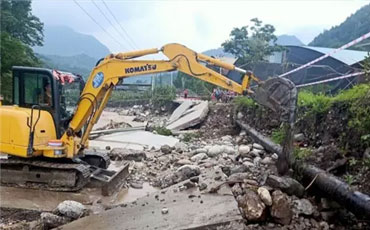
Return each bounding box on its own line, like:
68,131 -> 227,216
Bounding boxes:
344,174 -> 355,185
153,127 -> 172,136
174,72 -> 215,96
298,84 -> 370,140
293,147 -> 313,159
152,85 -> 176,107
298,91 -> 332,114
361,134 -> 370,148
349,158 -> 358,167
1,0 -> 43,46
182,132 -> 201,142
334,84 -> 370,133
309,3 -> 370,51
233,96 -> 258,109
0,0 -> 43,104
271,127 -> 285,144
222,18 -> 284,68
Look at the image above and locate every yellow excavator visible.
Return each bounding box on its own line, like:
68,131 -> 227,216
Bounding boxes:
0,43 -> 296,193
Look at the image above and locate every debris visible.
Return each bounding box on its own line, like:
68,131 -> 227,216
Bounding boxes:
261,157 -> 274,165
270,190 -> 292,225
238,145 -> 251,157
176,165 -> 201,178
175,159 -> 192,166
191,153 -> 208,162
130,181 -> 144,189
208,145 -> 225,157
257,187 -> 272,206
90,131 -> 179,151
168,100 -> 194,124
56,200 -> 86,219
294,133 -> 305,142
266,175 -> 305,198
160,145 -> 172,154
166,101 -> 209,131
41,212 -> 71,228
161,208 -> 169,215
109,148 -> 147,161
174,142 -> 188,153
237,189 -> 266,221
252,143 -> 264,150
293,199 -> 314,216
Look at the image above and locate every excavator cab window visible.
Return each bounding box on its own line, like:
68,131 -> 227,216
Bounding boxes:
13,68 -> 54,109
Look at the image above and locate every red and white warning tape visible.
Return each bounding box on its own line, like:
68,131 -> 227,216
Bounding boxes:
278,31 -> 370,78
296,72 -> 365,88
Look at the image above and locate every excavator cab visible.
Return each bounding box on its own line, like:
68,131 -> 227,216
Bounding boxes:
11,66 -> 84,138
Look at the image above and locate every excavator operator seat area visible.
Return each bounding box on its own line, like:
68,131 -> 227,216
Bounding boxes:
12,67 -> 55,109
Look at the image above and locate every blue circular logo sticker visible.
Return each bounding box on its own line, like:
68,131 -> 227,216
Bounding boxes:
92,72 -> 104,88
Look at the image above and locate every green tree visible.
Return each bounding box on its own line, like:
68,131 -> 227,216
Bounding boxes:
0,0 -> 43,103
222,18 -> 283,68
309,3 -> 370,51
175,72 -> 215,96
1,0 -> 43,46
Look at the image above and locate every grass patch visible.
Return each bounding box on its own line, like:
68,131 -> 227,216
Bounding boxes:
233,96 -> 258,109
182,132 -> 201,142
293,147 -> 312,159
298,91 -> 332,114
271,127 -> 285,144
153,126 -> 172,136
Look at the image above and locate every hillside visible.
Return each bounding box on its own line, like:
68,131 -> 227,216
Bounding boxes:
39,54 -> 96,79
274,35 -> 304,46
34,25 -> 110,59
309,3 -> 370,51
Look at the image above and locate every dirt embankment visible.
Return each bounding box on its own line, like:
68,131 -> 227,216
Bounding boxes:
234,86 -> 370,195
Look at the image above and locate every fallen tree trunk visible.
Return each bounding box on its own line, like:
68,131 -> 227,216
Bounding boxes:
235,119 -> 370,219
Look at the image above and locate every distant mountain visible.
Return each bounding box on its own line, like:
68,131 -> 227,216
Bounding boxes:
202,48 -> 234,58
34,25 -> 110,59
309,3 -> 370,51
274,35 -> 304,46
39,53 -> 96,79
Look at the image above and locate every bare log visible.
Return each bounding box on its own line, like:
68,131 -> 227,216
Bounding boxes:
235,119 -> 370,219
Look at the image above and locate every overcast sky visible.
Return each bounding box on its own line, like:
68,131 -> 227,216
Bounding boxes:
32,0 -> 369,54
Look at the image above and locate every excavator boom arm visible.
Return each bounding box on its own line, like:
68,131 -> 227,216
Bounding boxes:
61,43 -> 291,158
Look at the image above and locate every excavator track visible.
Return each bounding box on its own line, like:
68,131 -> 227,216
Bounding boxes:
0,158 -> 91,192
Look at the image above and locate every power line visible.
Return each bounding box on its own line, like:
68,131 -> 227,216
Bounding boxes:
73,0 -> 127,51
101,0 -> 140,50
91,0 -> 133,50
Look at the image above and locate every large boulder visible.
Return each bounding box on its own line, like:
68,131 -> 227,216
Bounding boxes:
56,200 -> 86,219
237,189 -> 266,221
177,164 -> 201,178
270,190 -> 292,225
266,175 -> 305,197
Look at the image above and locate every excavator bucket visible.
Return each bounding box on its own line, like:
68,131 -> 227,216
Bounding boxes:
250,77 -> 297,122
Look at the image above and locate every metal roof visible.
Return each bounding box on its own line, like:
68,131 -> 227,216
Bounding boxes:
295,46 -> 368,66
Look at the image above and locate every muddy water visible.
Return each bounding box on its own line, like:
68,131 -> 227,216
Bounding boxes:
0,183 -> 158,212
0,161 -> 158,211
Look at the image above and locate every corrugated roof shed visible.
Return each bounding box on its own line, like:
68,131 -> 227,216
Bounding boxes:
296,46 -> 368,66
